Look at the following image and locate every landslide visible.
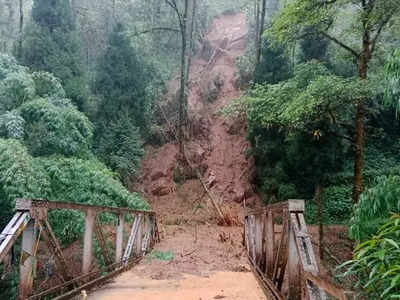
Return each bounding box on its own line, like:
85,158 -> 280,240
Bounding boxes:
136,12 -> 262,225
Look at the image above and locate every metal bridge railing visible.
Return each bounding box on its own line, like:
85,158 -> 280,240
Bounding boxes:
0,198 -> 159,300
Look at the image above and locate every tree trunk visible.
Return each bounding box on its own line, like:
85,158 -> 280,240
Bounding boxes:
185,0 -> 196,85
18,0 -> 23,58
255,0 -> 266,65
254,0 -> 260,53
352,27 -> 370,204
178,0 -> 189,155
316,183 -> 324,260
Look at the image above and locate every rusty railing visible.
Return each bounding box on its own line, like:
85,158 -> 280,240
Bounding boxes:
0,198 -> 159,299
244,200 -> 352,300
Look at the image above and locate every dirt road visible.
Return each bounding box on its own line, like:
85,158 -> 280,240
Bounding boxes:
88,271 -> 265,300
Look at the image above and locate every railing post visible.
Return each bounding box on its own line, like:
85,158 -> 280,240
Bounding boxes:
82,209 -> 96,274
18,219 -> 36,300
288,200 -> 304,300
265,210 -> 274,278
134,214 -> 143,257
115,214 -> 124,263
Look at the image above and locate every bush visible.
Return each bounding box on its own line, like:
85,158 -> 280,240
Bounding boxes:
40,156 -> 149,245
350,175 -> 400,242
96,113 -> 144,183
20,98 -> 93,157
339,215 -> 400,299
305,185 -> 352,224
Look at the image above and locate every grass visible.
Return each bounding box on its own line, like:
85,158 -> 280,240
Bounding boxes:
147,250 -> 174,262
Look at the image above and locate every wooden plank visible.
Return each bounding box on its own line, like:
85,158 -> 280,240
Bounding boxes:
298,213 -> 319,272
247,253 -> 284,300
304,271 -> 349,300
245,201 -> 289,217
272,211 -> 289,291
250,215 -> 256,262
254,214 -> 263,266
244,217 -> 250,256
260,212 -> 266,272
265,210 -> 274,278
291,212 -> 327,299
288,216 -> 302,300
288,199 -> 305,212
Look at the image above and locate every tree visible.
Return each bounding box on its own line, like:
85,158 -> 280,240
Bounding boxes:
255,0 -> 266,66
298,27 -> 329,63
94,23 -> 154,132
254,37 -> 290,84
165,0 -> 190,155
96,112 -> 145,185
270,0 -> 400,203
19,0 -> 88,110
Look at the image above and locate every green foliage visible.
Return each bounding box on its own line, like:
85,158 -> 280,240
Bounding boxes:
0,57 -> 149,247
32,71 -> 67,99
0,66 -> 35,112
0,111 -> 25,139
96,113 -> 144,182
95,23 -> 155,134
305,185 -> 352,224
350,175 -> 400,242
147,250 -> 174,261
247,62 -> 370,131
31,0 -> 75,31
254,37 -> 291,84
20,98 -> 93,157
298,27 -> 329,63
20,0 -> 87,109
41,156 -> 148,244
339,215 -> 400,299
0,139 -> 50,228
384,49 -> 400,114
0,267 -> 18,299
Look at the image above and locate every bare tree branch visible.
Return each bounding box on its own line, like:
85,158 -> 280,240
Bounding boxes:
165,0 -> 184,31
370,12 -> 395,54
129,27 -> 180,37
320,31 -> 360,58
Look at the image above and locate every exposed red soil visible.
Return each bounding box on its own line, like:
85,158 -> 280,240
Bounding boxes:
139,12 -> 262,226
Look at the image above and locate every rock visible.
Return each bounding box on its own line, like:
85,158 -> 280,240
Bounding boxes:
151,170 -> 165,181
151,185 -> 171,197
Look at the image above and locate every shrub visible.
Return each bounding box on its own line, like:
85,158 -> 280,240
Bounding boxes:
20,98 -> 93,157
339,215 -> 400,299
350,175 -> 400,241
96,113 -> 144,183
305,185 -> 352,224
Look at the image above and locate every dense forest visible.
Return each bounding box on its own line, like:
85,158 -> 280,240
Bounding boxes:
0,0 -> 399,298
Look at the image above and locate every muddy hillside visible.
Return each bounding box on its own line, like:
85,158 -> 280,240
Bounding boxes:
138,13 -> 261,224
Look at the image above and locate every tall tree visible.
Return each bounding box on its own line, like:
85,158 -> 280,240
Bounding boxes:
270,0 -> 400,203
255,0 -> 266,65
19,0 -> 87,110
165,0 -> 190,155
94,23 -> 154,132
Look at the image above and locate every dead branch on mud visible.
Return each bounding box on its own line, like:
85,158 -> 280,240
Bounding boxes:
157,99 -> 238,227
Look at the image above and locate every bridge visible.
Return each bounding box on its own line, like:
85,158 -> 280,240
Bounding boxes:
0,199 -> 351,299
